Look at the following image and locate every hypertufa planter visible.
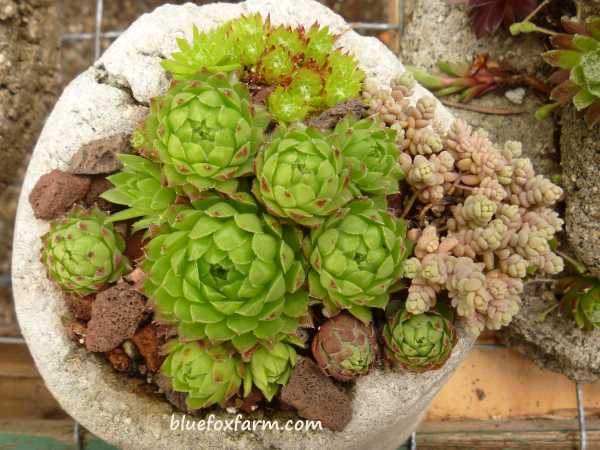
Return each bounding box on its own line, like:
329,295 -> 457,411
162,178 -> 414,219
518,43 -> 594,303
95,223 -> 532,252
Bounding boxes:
16,0 -> 566,448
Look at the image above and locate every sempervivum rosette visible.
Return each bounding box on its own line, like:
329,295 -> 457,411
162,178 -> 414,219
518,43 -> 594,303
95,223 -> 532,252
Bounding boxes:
161,341 -> 250,409
304,198 -> 411,323
133,71 -> 270,196
249,341 -> 296,401
383,305 -> 456,372
252,125 -> 353,227
142,192 -> 309,355
334,117 -> 404,196
41,206 -> 129,295
311,313 -> 378,381
101,155 -> 177,232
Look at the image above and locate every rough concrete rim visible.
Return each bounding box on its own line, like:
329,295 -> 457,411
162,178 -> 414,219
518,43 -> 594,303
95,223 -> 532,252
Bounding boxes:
12,2 -> 475,449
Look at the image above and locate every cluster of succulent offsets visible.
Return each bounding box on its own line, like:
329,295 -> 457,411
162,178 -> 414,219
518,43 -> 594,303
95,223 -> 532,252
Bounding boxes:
364,73 -> 565,336
162,14 -> 364,123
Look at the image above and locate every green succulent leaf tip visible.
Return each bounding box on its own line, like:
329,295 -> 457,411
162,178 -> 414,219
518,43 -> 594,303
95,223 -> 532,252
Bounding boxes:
142,192 -> 309,354
41,206 -> 129,295
101,154 -> 178,232
311,312 -> 378,381
251,125 -> 354,228
160,14 -> 365,123
161,341 -> 251,409
383,306 -> 456,372
334,117 -> 404,196
249,341 -> 296,401
304,198 -> 411,323
135,71 -> 270,197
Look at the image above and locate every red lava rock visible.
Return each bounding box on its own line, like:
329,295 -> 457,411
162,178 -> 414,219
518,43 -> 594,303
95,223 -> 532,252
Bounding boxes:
68,133 -> 133,175
153,322 -> 178,343
106,347 -> 130,372
125,230 -> 146,262
85,176 -> 115,211
63,293 -> 94,321
132,325 -> 163,372
85,282 -> 146,353
239,389 -> 264,413
28,169 -> 91,220
279,356 -> 352,431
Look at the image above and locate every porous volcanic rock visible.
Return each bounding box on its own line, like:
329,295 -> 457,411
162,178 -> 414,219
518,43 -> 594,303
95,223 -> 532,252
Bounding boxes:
63,293 -> 94,321
85,282 -> 145,352
28,169 -> 91,220
12,2 -> 475,450
68,133 -> 133,175
280,356 -> 352,431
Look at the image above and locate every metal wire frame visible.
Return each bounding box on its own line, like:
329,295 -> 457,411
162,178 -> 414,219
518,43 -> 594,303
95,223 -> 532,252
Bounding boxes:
1,0 -> 589,448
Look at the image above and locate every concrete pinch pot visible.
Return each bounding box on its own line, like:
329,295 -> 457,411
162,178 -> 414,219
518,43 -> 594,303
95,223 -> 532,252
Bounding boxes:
12,1 -> 476,449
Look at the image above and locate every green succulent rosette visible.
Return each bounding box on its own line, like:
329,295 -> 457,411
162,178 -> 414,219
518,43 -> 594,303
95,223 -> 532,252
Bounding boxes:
252,125 -> 353,228
161,341 -> 251,409
334,117 -> 403,196
101,154 -> 177,232
383,306 -> 456,372
311,312 -> 378,381
143,192 -> 309,354
161,25 -> 241,78
304,198 -> 410,323
133,71 -> 270,196
249,341 -> 296,401
41,206 -> 129,295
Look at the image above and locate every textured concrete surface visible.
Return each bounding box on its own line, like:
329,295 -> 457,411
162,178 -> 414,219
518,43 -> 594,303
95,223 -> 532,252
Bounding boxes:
501,6 -> 600,381
13,2 -> 474,449
501,285 -> 600,383
400,0 -> 560,177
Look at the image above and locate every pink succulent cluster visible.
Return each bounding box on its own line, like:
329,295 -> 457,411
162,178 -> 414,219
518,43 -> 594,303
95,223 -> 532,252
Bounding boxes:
364,72 -> 564,334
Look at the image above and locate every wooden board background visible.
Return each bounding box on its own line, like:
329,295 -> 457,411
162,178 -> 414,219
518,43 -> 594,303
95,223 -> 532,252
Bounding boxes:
2,340 -> 600,448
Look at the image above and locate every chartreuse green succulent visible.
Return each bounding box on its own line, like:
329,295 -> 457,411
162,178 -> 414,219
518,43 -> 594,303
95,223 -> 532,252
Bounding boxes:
41,207 -> 129,295
252,125 -> 353,228
161,341 -> 251,409
161,15 -> 365,123
311,312 -> 378,381
383,305 -> 456,372
249,341 -> 296,401
304,198 -> 411,323
101,154 -> 177,232
143,192 -> 309,355
132,71 -> 270,197
333,117 -> 403,196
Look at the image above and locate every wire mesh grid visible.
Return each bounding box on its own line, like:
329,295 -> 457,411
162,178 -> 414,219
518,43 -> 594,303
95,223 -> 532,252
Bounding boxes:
0,0 -> 589,448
